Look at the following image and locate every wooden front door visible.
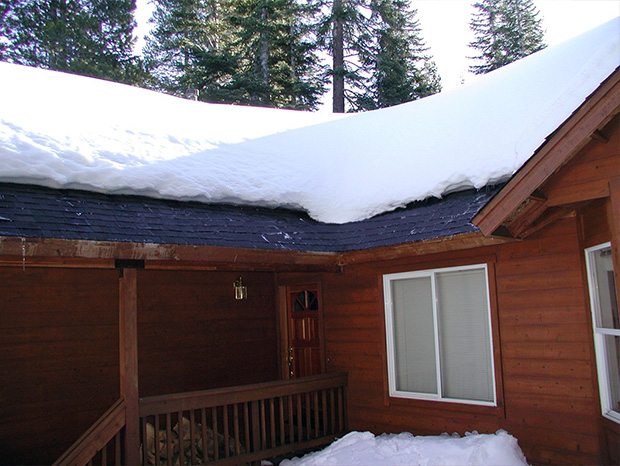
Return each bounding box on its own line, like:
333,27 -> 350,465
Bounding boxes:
286,285 -> 324,378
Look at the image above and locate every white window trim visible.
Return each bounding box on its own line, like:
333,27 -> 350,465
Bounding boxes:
585,242 -> 620,424
383,263 -> 497,407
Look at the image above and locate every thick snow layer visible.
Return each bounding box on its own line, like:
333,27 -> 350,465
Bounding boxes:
279,430 -> 529,466
0,18 -> 618,223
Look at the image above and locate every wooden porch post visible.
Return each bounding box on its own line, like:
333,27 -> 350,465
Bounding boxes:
119,268 -> 140,465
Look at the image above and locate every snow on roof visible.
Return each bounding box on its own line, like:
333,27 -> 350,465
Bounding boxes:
0,18 -> 618,224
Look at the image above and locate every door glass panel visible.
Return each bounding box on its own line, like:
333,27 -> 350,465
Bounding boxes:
294,291 -> 318,311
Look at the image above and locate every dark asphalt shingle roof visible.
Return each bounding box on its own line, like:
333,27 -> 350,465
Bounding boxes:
0,183 -> 501,252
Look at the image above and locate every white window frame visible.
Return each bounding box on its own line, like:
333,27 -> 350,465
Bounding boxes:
383,263 -> 497,407
585,242 -> 620,424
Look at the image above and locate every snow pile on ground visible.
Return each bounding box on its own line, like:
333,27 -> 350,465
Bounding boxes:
0,18 -> 618,223
279,430 -> 529,466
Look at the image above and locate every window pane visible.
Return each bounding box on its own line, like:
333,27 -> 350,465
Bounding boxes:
591,246 -> 619,330
602,335 -> 620,415
391,277 -> 437,394
436,269 -> 493,402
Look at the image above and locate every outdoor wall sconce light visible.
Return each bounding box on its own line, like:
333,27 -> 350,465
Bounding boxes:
234,277 -> 247,300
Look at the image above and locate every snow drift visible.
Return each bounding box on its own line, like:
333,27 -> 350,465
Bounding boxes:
278,430 -> 529,466
0,18 -> 618,223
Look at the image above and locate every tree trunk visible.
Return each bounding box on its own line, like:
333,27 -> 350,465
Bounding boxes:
252,7 -> 270,104
332,0 -> 345,113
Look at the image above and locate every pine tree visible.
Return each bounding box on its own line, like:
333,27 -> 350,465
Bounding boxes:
352,0 -> 441,111
0,0 -> 143,85
226,0 -> 326,108
469,0 -> 545,75
318,0 -> 373,112
143,0 -> 225,95
144,0 -> 326,109
319,0 -> 439,112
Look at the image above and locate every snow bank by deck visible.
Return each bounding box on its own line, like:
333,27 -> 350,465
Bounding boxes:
279,430 -> 529,466
0,18 -> 618,223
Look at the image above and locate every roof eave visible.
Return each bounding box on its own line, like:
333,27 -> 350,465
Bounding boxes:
472,66 -> 620,237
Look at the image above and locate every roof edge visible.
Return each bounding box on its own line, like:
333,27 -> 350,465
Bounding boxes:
473,66 -> 620,236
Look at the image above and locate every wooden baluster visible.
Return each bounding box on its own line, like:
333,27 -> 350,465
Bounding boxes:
321,390 -> 328,435
296,395 -> 302,442
305,393 -> 311,440
166,413 -> 173,466
342,386 -> 348,431
189,410 -> 197,465
140,417 -> 147,465
251,401 -> 260,453
233,403 -> 241,456
269,398 -> 276,448
154,415 -> 161,466
115,431 -> 122,466
330,389 -> 336,436
338,387 -> 344,432
177,412 -> 185,465
101,443 -> 107,466
279,397 -> 285,446
260,400 -> 267,450
243,402 -> 251,455
313,391 -> 319,438
212,407 -> 219,461
200,408 -> 208,463
223,405 -> 230,458
287,396 -> 294,444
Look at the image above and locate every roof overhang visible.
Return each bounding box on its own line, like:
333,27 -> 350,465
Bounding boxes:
473,67 -> 620,238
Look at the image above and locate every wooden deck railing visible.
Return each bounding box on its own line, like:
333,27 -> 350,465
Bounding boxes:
138,372 -> 348,466
53,398 -> 126,466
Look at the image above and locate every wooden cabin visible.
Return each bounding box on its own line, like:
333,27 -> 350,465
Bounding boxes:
1,22 -> 619,466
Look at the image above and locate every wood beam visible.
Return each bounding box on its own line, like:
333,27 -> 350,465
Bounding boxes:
340,232 -> 514,266
515,208 -> 575,240
0,236 -> 341,271
591,129 -> 609,143
0,256 -> 114,269
119,268 -> 140,466
529,189 -> 548,202
505,197 -> 549,238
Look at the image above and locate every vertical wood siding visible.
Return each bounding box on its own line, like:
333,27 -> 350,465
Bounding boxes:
321,218 -> 603,465
137,270 -> 279,397
0,267 -> 120,465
